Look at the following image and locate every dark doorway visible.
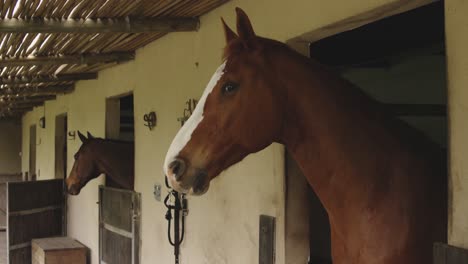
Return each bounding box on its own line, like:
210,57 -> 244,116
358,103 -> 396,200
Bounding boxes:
119,94 -> 135,142
55,114 -> 67,180
29,124 -> 37,181
105,94 -> 135,188
305,1 -> 446,263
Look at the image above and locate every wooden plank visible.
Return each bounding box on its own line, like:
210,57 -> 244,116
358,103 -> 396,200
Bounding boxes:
8,204 -> 61,216
434,242 -> 447,264
101,228 -> 132,264
7,180 -> 63,212
100,187 -> 133,232
0,52 -> 134,67
0,212 -> 5,230
3,95 -> 57,104
102,223 -> 133,239
8,209 -> 63,246
0,72 -> 97,85
131,192 -> 141,264
32,237 -> 85,251
9,246 -> 31,264
32,237 -> 87,264
0,17 -> 200,33
447,245 -> 468,263
6,107 -> 34,113
0,184 -> 6,213
385,103 -> 446,116
0,231 -> 6,263
0,174 -> 21,183
433,243 -> 468,264
0,85 -> 74,96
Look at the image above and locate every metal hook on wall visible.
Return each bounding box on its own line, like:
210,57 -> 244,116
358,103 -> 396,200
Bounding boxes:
143,111 -> 157,130
177,99 -> 197,126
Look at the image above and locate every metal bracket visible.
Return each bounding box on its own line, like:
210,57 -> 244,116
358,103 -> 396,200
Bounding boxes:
154,184 -> 162,201
259,215 -> 276,264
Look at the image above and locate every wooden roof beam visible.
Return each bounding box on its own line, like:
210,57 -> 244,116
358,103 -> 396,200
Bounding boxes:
0,85 -> 74,96
0,109 -> 31,116
0,95 -> 57,103
0,17 -> 200,33
0,73 -> 97,85
4,105 -> 34,111
0,52 -> 134,67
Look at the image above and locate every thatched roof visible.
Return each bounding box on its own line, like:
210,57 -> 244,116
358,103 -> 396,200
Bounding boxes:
0,0 -> 229,119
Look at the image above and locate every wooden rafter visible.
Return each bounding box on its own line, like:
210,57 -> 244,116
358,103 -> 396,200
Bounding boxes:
1,95 -> 57,103
0,52 -> 134,67
0,17 -> 200,33
0,73 -> 97,85
0,85 -> 74,96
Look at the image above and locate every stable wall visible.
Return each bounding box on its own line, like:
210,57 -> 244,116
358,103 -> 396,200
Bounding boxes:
0,120 -> 21,175
446,0 -> 468,248
21,0 -> 437,263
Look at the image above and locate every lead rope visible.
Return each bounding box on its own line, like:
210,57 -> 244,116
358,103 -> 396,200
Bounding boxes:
164,177 -> 187,264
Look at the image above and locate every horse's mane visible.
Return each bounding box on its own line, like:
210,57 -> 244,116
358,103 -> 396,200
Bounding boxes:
78,137 -> 134,153
222,37 -> 291,60
223,35 -> 444,155
94,138 -> 134,145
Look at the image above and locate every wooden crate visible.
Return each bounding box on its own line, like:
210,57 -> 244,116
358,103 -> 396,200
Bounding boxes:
32,237 -> 86,264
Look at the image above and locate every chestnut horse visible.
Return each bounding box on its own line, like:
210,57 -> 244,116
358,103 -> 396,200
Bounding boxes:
164,8 -> 446,264
66,131 -> 134,195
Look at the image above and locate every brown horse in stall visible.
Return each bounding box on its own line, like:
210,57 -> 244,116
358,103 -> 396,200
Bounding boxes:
66,131 -> 134,195
163,8 -> 446,264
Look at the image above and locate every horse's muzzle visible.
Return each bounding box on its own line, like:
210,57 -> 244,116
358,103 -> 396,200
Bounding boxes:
67,184 -> 81,195
66,178 -> 81,195
192,170 -> 209,195
168,158 -> 187,182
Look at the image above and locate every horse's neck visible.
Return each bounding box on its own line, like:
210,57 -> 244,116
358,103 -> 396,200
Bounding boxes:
274,50 -> 400,218
94,141 -> 134,189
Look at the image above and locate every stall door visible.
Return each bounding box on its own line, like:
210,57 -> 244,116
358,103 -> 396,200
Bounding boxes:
434,243 -> 468,264
7,179 -> 65,264
99,186 -> 140,264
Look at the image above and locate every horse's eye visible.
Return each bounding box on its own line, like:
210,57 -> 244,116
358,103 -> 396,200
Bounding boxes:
222,82 -> 239,94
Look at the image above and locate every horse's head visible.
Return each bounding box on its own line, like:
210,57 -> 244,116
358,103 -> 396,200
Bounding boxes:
66,131 -> 101,195
164,8 -> 285,195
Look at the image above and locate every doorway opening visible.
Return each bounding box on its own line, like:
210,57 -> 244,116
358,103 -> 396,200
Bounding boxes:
105,93 -> 135,188
29,124 -> 37,181
285,1 -> 446,263
103,93 -> 139,263
55,114 -> 67,180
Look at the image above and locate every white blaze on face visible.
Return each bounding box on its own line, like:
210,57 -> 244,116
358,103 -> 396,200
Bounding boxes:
164,61 -> 227,177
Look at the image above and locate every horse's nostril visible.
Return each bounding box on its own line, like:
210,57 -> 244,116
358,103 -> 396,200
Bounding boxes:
169,159 -> 186,181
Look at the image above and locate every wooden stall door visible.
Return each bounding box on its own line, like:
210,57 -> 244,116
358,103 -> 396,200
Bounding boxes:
99,186 -> 140,264
7,179 -> 65,264
434,243 -> 468,264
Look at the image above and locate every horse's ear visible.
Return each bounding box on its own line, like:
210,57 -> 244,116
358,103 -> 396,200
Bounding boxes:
235,7 -> 255,40
78,131 -> 87,143
87,131 -> 95,140
221,17 -> 238,43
